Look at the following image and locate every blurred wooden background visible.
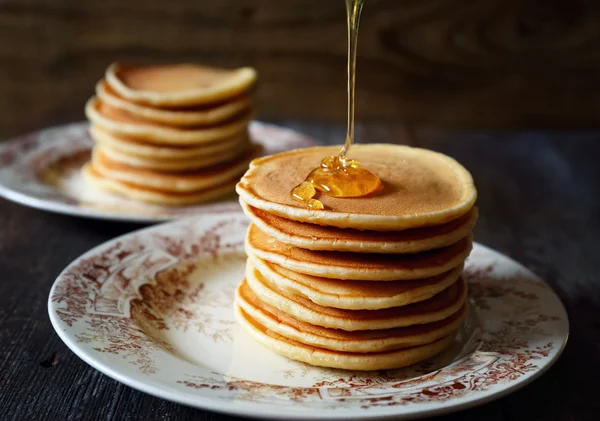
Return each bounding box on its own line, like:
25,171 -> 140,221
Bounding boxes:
2,0 -> 600,138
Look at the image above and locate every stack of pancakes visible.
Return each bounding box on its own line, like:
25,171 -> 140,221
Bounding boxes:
234,145 -> 478,370
82,63 -> 259,205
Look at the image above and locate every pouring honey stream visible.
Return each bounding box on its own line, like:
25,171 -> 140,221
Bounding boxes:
291,0 -> 381,210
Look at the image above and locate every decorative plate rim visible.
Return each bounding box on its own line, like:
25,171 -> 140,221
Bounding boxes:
47,214 -> 569,420
0,121 -> 316,223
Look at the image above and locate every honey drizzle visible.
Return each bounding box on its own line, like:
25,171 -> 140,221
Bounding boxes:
291,0 -> 381,209
340,0 -> 362,161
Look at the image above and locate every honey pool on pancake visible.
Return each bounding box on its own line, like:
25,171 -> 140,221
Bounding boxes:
291,0 -> 381,210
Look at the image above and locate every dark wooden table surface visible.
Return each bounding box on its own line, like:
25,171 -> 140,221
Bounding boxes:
1,122 -> 599,421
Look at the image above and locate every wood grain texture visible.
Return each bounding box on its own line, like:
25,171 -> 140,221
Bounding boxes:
1,122 -> 599,420
2,0 -> 600,138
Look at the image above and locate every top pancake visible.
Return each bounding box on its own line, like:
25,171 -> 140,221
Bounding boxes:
236,145 -> 477,231
105,62 -> 257,107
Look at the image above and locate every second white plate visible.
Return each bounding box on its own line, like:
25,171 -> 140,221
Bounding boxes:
0,121 -> 316,223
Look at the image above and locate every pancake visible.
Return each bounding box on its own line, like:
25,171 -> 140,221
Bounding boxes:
82,162 -> 236,206
234,304 -> 455,370
246,224 -> 472,281
95,141 -> 250,172
235,280 -> 466,353
96,80 -> 251,127
89,125 -> 249,160
105,62 -> 257,107
85,97 -> 251,146
91,145 -> 259,193
249,256 -> 463,310
242,200 -> 478,254
243,270 -> 467,331
236,145 -> 477,231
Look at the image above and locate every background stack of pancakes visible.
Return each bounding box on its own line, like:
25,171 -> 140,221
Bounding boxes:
82,63 -> 259,206
234,144 -> 478,370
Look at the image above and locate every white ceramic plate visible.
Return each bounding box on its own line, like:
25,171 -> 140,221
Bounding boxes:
0,121 -> 316,223
48,213 -> 568,420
